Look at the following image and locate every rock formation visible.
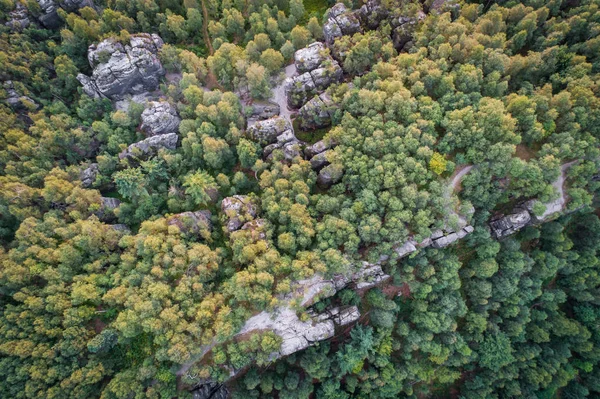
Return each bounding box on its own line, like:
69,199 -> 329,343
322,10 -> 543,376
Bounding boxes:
77,34 -> 165,100
357,0 -> 389,29
119,133 -> 178,161
3,81 -> 38,110
317,163 -> 344,187
391,11 -> 426,51
284,62 -> 342,109
167,211 -> 212,236
323,3 -> 362,45
246,116 -> 292,144
140,101 -> 180,137
36,0 -> 95,29
294,42 -> 330,74
5,4 -> 31,31
245,100 -> 280,124
80,163 -> 99,188
298,92 -> 337,130
221,195 -> 258,233
96,197 -> 120,222
263,130 -> 303,162
489,207 -> 532,238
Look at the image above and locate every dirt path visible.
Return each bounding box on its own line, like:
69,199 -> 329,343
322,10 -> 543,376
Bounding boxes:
200,0 -> 214,56
449,165 -> 474,193
270,63 -> 297,126
537,160 -> 577,219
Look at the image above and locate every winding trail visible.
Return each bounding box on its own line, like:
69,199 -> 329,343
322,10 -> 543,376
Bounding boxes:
450,165 -> 474,192
270,63 -> 297,127
538,160 -> 577,219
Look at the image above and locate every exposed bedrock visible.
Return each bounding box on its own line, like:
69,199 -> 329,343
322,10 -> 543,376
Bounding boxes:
284,61 -> 342,109
167,211 -> 212,236
221,195 -> 258,234
323,3 -> 362,45
5,4 -> 31,31
3,80 -> 38,110
119,133 -> 178,161
140,101 -> 181,137
80,163 -> 99,188
36,0 -> 95,29
246,115 -> 292,144
244,100 -> 280,124
298,92 -> 337,130
77,34 -> 165,100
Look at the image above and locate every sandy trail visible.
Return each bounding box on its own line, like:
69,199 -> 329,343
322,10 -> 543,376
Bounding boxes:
270,63 -> 297,126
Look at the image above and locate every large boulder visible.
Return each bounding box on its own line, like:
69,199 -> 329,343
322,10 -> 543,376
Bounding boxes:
246,116 -> 292,144
96,197 -> 120,222
245,100 -> 280,123
317,163 -> 343,187
221,195 -> 258,233
285,61 -> 342,109
323,3 -> 362,45
192,383 -> 228,399
489,208 -> 532,238
391,11 -> 426,51
80,163 -> 99,188
298,92 -> 337,130
140,101 -> 180,137
357,0 -> 389,29
263,129 -> 303,162
294,42 -> 330,73
77,34 -> 165,100
3,81 -> 38,110
304,139 -> 336,158
119,133 -> 178,161
5,4 -> 31,31
167,211 -> 212,236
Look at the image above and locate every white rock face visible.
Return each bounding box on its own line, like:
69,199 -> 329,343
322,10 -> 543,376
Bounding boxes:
246,116 -> 292,144
490,208 -> 532,238
77,34 -> 165,100
294,42 -> 329,73
285,62 -> 342,109
80,163 -> 99,188
119,133 -> 178,160
140,101 -> 181,137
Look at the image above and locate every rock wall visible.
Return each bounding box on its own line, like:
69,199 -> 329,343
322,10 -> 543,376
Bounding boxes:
77,34 -> 165,100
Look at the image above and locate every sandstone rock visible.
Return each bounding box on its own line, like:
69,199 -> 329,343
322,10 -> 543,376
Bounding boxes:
245,100 -> 280,122
353,262 -> 391,290
490,208 -> 531,238
317,163 -> 343,187
192,383 -> 228,399
221,195 -> 258,233
77,34 -> 165,100
5,3 -> 31,31
246,116 -> 292,144
284,72 -> 317,109
111,224 -> 131,234
96,197 -> 120,222
328,306 -> 361,326
294,42 -> 329,73
114,92 -> 158,112
326,3 -> 348,19
392,11 -> 426,51
140,101 -> 180,137
304,139 -> 335,158
299,92 -> 337,130
167,211 -> 212,235
395,240 -> 417,258
309,151 -> 331,170
323,19 -> 343,46
358,0 -> 389,29
80,163 -> 99,188
4,81 -> 38,110
119,133 -> 178,161
323,3 -> 362,45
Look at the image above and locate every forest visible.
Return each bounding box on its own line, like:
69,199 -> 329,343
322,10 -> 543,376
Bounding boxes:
1,0 -> 600,398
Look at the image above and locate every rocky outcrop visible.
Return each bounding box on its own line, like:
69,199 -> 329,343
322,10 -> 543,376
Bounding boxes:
245,100 -> 280,124
246,116 -> 292,144
5,4 -> 31,31
36,0 -> 94,28
96,197 -> 120,222
111,224 -> 131,234
323,3 -> 362,45
167,211 -> 212,235
489,207 -> 531,238
294,42 -> 330,74
77,34 -> 165,100
357,0 -> 389,29
221,196 -> 258,233
192,383 -> 228,399
3,81 -> 38,110
80,163 -> 99,188
284,62 -> 342,109
391,11 -> 426,51
298,92 -> 337,130
317,163 -> 344,187
263,130 -> 303,162
140,101 -> 180,137
119,133 -> 178,161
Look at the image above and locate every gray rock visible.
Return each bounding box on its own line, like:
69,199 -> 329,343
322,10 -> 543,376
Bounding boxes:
111,224 -> 131,234
311,63 -> 343,90
96,197 -> 120,222
323,19 -> 343,46
329,306 -> 361,326
294,42 -> 329,73
326,3 -> 348,19
192,383 -> 228,399
358,0 -> 389,29
36,0 -> 60,28
299,92 -> 337,130
119,133 -> 178,161
284,72 -> 317,109
5,4 -> 31,31
309,151 -> 331,170
80,163 -> 99,188
317,163 -> 343,187
221,195 -> 258,233
140,101 -> 180,137
323,3 -> 362,45
245,100 -> 280,122
392,11 -> 426,51
490,208 -> 532,238
167,210 -> 212,235
304,139 -> 335,158
4,81 -> 38,110
431,232 -> 458,248
334,12 -> 361,35
246,116 -> 292,144
395,240 -> 417,258
78,34 -> 165,100
353,262 -> 391,290
114,92 -> 157,112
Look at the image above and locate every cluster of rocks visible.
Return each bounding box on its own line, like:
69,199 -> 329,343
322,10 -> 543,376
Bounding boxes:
5,4 -> 30,31
221,195 -> 258,233
323,3 -> 362,45
3,81 -> 38,110
119,132 -> 178,161
140,101 -> 181,137
168,210 -> 212,236
96,197 -> 121,222
5,0 -> 95,31
298,92 -> 337,130
80,163 -> 99,188
244,100 -> 280,125
305,140 -> 343,188
246,115 -> 303,162
284,42 -> 343,109
77,34 -> 165,100
489,207 -> 531,239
